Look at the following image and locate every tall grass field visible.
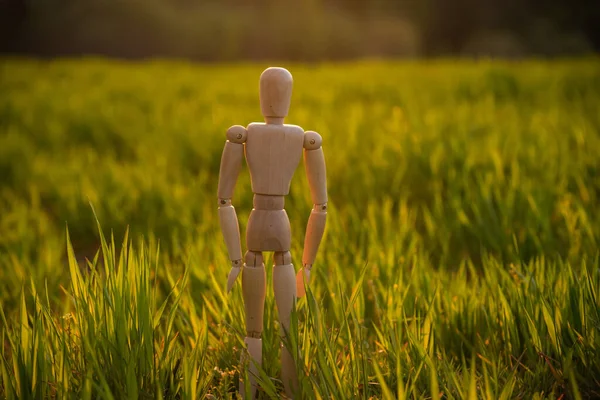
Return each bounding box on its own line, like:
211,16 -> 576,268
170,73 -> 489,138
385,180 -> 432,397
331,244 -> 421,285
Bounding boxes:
0,58 -> 599,399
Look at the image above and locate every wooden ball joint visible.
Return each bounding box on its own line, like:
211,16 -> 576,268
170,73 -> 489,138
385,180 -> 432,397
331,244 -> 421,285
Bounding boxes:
217,67 -> 327,398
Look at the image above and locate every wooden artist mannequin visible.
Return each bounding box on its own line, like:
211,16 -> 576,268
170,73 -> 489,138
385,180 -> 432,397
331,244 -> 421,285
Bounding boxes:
217,67 -> 327,398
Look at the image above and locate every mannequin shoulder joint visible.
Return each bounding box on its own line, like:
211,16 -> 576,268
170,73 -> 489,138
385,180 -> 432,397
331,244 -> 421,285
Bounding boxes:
226,125 -> 247,144
303,131 -> 322,150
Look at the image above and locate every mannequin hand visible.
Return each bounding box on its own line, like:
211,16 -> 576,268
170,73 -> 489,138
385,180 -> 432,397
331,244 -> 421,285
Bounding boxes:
296,265 -> 311,298
226,260 -> 242,293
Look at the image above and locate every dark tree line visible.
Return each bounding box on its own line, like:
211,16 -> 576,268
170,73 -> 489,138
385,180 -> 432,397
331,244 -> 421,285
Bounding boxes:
0,0 -> 598,59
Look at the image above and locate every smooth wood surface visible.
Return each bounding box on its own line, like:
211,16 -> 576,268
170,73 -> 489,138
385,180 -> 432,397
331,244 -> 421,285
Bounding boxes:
245,123 -> 304,195
273,262 -> 296,336
273,261 -> 298,398
240,336 -> 262,398
304,147 -> 328,205
217,141 -> 244,199
226,125 -> 247,144
302,207 -> 327,266
242,260 -> 266,336
253,193 -> 285,210
260,67 -> 293,118
226,263 -> 242,293
295,267 -> 310,298
218,202 -> 242,262
246,209 -> 291,251
218,67 -> 328,399
303,130 -> 322,150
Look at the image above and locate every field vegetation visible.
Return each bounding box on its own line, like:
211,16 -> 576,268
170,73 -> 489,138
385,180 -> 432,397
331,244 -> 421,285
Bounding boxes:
0,58 -> 599,398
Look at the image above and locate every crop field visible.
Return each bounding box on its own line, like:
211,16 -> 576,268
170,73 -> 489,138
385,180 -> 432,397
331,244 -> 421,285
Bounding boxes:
0,58 -> 599,399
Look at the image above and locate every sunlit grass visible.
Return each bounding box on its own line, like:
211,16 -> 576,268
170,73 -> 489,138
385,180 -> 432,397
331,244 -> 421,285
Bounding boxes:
0,58 -> 599,398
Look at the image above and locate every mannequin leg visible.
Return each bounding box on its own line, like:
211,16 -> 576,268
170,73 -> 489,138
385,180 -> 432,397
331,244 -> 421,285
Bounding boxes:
240,251 -> 266,398
273,251 -> 298,398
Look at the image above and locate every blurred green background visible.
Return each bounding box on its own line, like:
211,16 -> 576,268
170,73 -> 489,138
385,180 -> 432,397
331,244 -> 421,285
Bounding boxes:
1,0 -> 599,60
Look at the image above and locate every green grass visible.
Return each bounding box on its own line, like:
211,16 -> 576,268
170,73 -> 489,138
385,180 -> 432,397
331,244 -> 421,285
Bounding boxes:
0,58 -> 599,398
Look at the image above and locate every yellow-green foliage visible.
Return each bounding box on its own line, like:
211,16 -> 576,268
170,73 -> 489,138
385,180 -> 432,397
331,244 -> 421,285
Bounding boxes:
0,58 -> 599,398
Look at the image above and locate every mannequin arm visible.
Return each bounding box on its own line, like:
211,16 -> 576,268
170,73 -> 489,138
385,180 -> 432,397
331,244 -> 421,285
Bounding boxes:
297,131 -> 327,297
217,125 -> 247,292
